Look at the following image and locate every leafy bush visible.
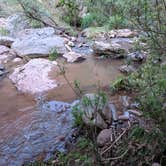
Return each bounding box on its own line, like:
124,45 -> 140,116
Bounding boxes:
107,15 -> 127,29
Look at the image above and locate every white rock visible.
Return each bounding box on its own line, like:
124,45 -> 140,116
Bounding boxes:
13,58 -> 22,63
63,51 -> 86,63
9,58 -> 58,94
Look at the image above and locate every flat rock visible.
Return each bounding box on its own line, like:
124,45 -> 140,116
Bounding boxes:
11,27 -> 68,57
0,36 -> 15,47
63,51 -> 86,63
9,58 -> 58,94
97,129 -> 112,147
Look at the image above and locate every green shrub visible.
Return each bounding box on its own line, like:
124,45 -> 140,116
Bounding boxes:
49,49 -> 58,61
107,15 -> 127,29
0,27 -> 9,36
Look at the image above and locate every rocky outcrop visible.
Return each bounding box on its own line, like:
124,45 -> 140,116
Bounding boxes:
9,58 -> 58,94
11,27 -> 68,57
62,51 -> 86,63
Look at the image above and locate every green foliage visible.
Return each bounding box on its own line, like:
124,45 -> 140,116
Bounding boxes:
107,15 -> 127,29
0,27 -> 9,36
49,49 -> 58,61
57,137 -> 94,165
72,105 -> 84,127
57,0 -> 81,26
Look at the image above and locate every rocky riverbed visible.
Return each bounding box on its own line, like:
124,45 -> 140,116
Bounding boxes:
0,14 -> 146,166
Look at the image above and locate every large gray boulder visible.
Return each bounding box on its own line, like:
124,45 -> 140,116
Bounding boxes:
11,27 -> 68,57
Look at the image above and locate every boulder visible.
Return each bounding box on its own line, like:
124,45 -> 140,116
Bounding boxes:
119,65 -> 136,74
63,51 -> 86,63
0,36 -> 15,47
92,38 -> 133,58
97,129 -> 112,147
9,58 -> 58,94
0,45 -> 10,54
11,27 -> 68,57
79,93 -> 112,129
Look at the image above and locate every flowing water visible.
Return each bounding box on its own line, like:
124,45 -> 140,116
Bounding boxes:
0,46 -> 122,165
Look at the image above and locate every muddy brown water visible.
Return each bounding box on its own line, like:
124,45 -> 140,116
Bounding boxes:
0,54 -> 122,166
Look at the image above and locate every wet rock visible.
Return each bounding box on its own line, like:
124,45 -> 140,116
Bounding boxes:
127,51 -> 145,62
108,29 -> 138,38
11,27 -> 67,57
79,93 -> 112,129
0,36 -> 15,47
0,100 -> 74,166
63,51 -> 86,63
97,129 -> 112,147
6,13 -> 30,37
9,58 -> 58,94
119,65 -> 136,74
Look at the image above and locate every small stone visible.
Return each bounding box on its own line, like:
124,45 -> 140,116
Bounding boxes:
119,65 -> 136,74
63,51 -> 86,63
13,58 -> 22,63
118,115 -> 129,121
97,129 -> 112,147
67,41 -> 75,47
0,64 -> 5,70
128,109 -> 143,116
